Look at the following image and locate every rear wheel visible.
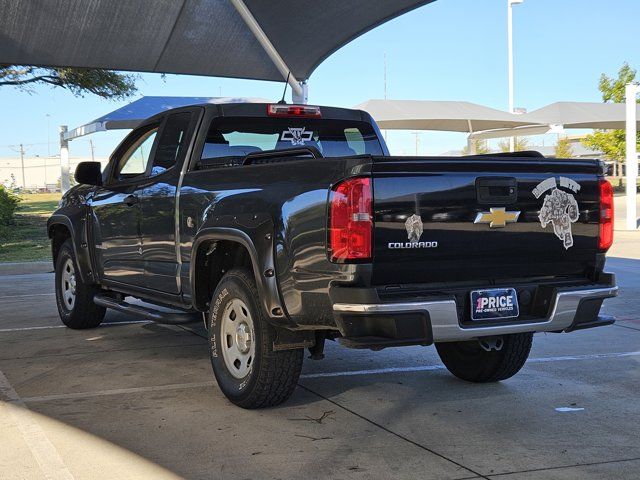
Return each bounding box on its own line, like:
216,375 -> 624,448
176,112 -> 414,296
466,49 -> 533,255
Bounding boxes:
208,268 -> 303,409
435,333 -> 533,383
55,239 -> 105,329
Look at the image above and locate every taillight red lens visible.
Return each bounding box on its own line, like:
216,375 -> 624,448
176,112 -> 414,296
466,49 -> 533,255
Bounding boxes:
329,177 -> 373,262
598,179 -> 614,251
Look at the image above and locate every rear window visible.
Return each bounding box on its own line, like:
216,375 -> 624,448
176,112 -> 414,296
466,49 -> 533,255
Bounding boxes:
200,117 -> 383,165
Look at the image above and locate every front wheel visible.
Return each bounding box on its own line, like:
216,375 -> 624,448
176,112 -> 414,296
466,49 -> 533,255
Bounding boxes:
435,333 -> 533,383
207,268 -> 303,409
54,239 -> 105,329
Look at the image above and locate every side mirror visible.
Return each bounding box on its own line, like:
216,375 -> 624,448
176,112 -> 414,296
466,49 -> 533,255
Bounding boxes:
74,161 -> 103,186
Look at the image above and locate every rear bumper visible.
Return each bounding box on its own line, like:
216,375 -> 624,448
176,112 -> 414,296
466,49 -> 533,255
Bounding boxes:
332,274 -> 618,348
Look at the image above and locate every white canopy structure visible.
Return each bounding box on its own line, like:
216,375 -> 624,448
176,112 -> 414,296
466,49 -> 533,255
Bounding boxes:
355,99 -> 545,155
469,101 -> 640,140
63,96 -> 268,141
524,101 -> 640,129
355,99 -> 537,133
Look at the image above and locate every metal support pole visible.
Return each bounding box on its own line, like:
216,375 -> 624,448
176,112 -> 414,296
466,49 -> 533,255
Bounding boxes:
507,0 -> 523,152
626,83 -> 638,230
230,0 -> 305,101
292,81 -> 308,104
467,137 -> 476,155
60,125 -> 70,193
467,120 -> 476,155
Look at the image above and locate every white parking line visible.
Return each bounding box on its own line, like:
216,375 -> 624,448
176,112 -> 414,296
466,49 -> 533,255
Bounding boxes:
300,350 -> 640,379
301,364 -> 446,379
15,350 -> 640,403
0,320 -> 153,333
527,351 -> 640,363
0,369 -> 75,480
22,382 -> 216,403
0,293 -> 55,299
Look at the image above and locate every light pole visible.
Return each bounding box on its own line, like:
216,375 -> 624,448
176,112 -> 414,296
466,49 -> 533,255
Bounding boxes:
508,0 -> 524,152
59,126 -> 70,193
383,51 -> 388,142
45,113 -> 51,186
626,83 -> 638,230
8,144 -> 27,190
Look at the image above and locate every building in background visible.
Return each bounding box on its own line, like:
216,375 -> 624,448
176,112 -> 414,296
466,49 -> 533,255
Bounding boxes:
0,156 -> 109,191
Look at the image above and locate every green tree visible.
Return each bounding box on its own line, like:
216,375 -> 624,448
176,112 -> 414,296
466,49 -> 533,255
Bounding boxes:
0,65 -> 137,99
0,185 -> 20,227
555,137 -> 574,158
498,137 -> 529,152
462,139 -> 491,155
581,63 -> 640,169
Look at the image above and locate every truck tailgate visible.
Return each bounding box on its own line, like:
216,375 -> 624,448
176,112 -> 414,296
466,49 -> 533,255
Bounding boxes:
371,156 -> 603,286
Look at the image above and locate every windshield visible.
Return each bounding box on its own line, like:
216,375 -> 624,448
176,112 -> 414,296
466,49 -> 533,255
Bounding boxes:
200,117 -> 383,164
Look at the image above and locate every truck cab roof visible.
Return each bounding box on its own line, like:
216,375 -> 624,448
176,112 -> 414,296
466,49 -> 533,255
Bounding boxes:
142,102 -> 376,125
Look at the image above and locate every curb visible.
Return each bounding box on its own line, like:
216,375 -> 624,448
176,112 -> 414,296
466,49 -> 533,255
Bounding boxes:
0,262 -> 53,276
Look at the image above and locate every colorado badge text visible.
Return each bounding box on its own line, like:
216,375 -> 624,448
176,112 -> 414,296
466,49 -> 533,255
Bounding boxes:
388,213 -> 438,249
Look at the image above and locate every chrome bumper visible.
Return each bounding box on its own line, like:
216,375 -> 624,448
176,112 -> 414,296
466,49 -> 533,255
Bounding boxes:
333,284 -> 618,343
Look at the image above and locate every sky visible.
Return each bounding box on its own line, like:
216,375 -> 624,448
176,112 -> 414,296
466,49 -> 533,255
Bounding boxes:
0,0 -> 639,162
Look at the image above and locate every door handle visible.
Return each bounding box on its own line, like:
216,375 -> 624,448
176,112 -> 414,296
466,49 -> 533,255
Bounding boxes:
123,194 -> 139,206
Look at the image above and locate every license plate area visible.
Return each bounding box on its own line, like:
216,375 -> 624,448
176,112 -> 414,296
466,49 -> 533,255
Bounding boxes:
470,288 -> 519,321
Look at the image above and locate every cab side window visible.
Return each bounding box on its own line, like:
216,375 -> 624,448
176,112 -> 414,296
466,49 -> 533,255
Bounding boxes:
150,112 -> 193,176
115,127 -> 159,180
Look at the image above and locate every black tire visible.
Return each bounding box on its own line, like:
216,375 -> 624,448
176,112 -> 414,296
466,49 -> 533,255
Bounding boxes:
55,239 -> 105,329
207,268 -> 303,409
435,333 -> 533,383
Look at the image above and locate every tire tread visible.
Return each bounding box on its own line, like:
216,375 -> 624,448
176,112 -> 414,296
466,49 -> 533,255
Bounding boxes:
436,333 -> 533,383
484,333 -> 533,382
211,268 -> 303,409
55,239 -> 105,329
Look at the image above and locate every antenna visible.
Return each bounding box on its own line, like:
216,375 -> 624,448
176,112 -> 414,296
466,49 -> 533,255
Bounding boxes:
278,72 -> 291,104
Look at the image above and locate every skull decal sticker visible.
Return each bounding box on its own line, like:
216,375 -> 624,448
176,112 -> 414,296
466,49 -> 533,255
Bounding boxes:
405,214 -> 424,243
533,176 -> 581,249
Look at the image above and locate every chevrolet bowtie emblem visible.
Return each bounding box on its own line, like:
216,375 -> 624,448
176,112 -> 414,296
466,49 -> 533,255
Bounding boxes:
474,207 -> 520,228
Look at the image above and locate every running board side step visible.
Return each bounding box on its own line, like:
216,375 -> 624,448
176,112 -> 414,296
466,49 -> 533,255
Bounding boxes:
94,294 -> 200,325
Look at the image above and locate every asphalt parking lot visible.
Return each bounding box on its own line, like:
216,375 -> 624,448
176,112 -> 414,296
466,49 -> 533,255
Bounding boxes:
1,232 -> 639,480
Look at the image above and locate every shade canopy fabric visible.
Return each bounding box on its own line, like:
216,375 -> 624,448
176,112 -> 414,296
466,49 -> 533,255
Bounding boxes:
0,0 -> 435,85
469,101 -> 640,140
64,96 -> 267,140
520,101 -> 640,129
355,99 -> 537,133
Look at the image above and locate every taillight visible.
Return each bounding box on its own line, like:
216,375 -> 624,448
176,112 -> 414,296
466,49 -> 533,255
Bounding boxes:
267,104 -> 321,118
328,177 -> 373,262
598,179 -> 614,251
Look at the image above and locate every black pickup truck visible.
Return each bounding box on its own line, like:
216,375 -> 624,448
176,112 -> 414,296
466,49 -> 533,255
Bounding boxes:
48,102 -> 617,408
